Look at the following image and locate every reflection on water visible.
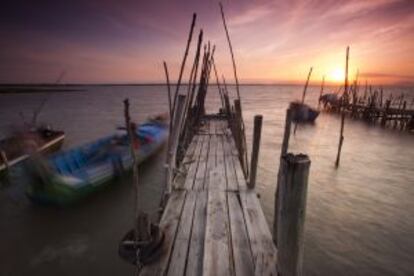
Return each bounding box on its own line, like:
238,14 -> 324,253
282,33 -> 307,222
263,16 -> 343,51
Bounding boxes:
1,85 -> 413,275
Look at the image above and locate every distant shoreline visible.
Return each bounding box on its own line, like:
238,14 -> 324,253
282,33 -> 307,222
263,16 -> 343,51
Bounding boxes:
0,83 -> 412,94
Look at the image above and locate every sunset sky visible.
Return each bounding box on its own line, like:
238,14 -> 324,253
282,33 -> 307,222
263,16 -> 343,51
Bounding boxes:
1,0 -> 413,85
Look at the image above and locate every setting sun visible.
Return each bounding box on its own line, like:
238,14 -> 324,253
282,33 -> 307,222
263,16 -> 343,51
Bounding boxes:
328,68 -> 345,83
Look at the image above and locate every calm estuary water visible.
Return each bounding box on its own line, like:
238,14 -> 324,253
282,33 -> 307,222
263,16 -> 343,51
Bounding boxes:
0,85 -> 413,275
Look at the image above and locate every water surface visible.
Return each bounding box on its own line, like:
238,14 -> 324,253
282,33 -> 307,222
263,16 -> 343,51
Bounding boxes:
1,85 -> 413,275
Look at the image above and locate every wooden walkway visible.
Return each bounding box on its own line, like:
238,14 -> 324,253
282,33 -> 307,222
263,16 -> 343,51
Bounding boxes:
140,117 -> 278,276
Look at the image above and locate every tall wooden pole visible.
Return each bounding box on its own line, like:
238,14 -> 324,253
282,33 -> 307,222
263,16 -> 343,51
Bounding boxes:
248,115 -> 263,189
171,13 -> 196,122
219,2 -> 241,101
301,67 -> 313,104
294,67 -> 313,134
163,61 -> 172,127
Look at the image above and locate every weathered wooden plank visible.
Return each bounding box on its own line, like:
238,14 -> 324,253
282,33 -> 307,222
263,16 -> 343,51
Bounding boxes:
167,191 -> 197,276
203,171 -> 232,276
216,135 -> 225,168
140,190 -> 187,276
209,119 -> 216,135
239,191 -> 278,275
181,134 -> 199,168
232,153 -> 248,190
223,135 -> 238,191
204,134 -> 217,189
186,191 -> 208,276
208,166 -> 227,190
182,135 -> 205,190
193,134 -> 209,190
227,192 -> 255,276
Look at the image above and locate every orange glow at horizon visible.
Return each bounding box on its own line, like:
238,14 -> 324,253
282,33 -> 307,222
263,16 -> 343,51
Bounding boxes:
327,68 -> 346,83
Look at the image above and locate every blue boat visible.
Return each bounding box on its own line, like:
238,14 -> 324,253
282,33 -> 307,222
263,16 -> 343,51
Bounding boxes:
26,119 -> 168,205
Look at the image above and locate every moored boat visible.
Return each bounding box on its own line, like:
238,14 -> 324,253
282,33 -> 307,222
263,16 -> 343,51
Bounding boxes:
26,119 -> 168,205
289,101 -> 320,123
0,126 -> 65,173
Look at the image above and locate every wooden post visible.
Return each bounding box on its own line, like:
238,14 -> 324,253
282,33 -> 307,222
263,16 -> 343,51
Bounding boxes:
248,115 -> 263,189
273,108 -> 292,246
335,112 -> 345,168
166,95 -> 187,194
281,109 -> 293,157
234,99 -> 249,177
276,153 -> 311,276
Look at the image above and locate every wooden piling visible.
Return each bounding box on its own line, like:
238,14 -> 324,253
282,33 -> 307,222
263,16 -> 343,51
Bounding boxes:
335,112 -> 345,168
248,115 -> 263,189
276,154 -> 311,276
281,109 -> 293,157
274,108 -> 293,246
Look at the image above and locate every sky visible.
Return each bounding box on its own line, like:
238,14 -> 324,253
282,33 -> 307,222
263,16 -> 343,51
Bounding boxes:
1,0 -> 413,85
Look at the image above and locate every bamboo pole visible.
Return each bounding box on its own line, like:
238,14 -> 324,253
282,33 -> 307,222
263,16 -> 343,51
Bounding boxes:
171,13 -> 196,122
248,115 -> 263,189
219,2 -> 241,101
335,112 -> 345,168
276,154 -> 311,276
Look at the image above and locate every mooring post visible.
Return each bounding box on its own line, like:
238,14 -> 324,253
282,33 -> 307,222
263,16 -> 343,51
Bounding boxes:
276,154 -> 311,276
248,115 -> 263,189
166,95 -> 187,195
335,112 -> 345,168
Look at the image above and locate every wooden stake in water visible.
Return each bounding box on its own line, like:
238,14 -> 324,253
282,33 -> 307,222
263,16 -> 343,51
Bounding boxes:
335,112 -> 345,168
248,115 -> 263,189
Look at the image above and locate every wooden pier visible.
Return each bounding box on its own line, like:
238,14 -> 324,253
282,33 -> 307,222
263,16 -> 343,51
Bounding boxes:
120,8 -> 311,276
141,117 -> 277,275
